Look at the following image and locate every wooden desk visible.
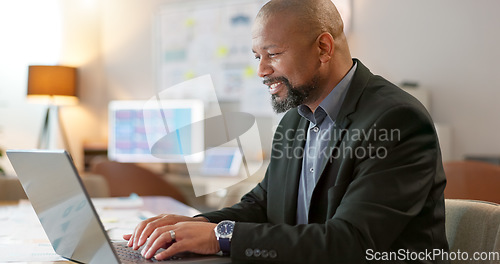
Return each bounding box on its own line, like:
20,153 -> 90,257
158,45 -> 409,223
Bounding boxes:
0,196 -> 200,263
0,200 -> 18,206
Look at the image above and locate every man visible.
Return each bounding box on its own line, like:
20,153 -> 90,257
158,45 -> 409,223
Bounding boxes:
124,0 -> 450,263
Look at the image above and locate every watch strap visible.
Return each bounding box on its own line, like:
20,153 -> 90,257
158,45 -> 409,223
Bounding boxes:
218,237 -> 231,255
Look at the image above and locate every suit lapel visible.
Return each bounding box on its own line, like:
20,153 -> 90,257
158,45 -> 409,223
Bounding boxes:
315,125 -> 347,181
334,59 -> 372,128
314,59 -> 372,179
308,59 -> 375,221
283,116 -> 309,225
282,59 -> 375,224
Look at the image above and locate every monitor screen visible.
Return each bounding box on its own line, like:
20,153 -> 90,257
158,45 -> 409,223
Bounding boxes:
108,100 -> 204,163
201,147 -> 242,176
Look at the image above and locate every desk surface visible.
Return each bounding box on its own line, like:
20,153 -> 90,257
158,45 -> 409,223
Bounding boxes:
0,196 -> 200,263
0,200 -> 18,206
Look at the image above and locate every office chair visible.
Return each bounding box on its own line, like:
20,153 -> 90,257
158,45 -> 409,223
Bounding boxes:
81,173 -> 111,198
0,177 -> 27,201
445,199 -> 500,264
443,160 -> 500,204
91,160 -> 189,205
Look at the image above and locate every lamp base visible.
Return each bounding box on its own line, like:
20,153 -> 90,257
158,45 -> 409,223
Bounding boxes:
38,104 -> 71,153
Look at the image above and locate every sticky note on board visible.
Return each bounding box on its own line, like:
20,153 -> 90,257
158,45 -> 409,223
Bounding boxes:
244,66 -> 255,78
184,18 -> 195,27
184,70 -> 196,80
216,46 -> 229,58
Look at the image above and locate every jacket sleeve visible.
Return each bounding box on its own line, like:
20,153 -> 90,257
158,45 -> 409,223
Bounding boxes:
197,108 -> 303,224
226,105 -> 444,264
197,166 -> 269,224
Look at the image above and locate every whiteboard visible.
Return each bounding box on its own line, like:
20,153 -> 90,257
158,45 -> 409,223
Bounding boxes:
155,0 -> 272,114
154,0 -> 351,115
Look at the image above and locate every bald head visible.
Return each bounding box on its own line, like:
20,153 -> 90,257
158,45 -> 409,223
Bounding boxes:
252,0 -> 353,112
256,0 -> 345,41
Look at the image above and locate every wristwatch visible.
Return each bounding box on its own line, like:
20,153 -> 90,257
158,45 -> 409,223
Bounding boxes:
214,220 -> 235,255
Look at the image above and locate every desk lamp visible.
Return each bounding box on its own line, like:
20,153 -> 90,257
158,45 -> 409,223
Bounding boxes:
27,65 -> 77,151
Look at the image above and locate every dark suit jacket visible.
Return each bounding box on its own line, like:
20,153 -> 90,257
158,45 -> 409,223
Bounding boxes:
201,59 -> 449,263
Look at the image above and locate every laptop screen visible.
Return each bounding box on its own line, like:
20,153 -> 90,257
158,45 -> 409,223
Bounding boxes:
7,150 -> 119,264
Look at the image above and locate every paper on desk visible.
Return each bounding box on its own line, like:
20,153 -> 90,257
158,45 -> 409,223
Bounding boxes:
97,208 -> 157,241
0,196 -> 197,262
0,205 -> 16,237
142,196 -> 201,216
0,242 -> 65,262
0,201 -> 65,262
91,194 -> 144,209
0,199 -> 150,262
92,195 -> 156,241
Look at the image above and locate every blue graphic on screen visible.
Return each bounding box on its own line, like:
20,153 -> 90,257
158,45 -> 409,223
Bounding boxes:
205,154 -> 234,169
114,108 -> 192,156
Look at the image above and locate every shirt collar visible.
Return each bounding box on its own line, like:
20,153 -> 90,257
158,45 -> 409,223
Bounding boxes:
298,61 -> 358,125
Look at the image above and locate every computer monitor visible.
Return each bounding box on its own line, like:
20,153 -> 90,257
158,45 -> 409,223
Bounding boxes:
201,147 -> 242,176
108,99 -> 204,163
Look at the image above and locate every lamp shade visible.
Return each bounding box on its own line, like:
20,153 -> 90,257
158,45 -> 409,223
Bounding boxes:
27,65 -> 78,105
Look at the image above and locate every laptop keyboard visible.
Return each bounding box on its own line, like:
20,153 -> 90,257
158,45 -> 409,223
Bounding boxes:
114,243 -> 182,262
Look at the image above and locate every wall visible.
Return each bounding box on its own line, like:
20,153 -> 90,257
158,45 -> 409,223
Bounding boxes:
1,0 -> 499,174
99,0 -> 275,160
99,0 -> 500,161
0,0 -> 60,174
0,0 -> 104,173
59,0 -> 107,169
349,0 -> 500,160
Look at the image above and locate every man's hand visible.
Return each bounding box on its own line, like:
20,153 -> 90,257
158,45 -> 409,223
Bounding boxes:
123,214 -> 208,250
140,221 -> 219,260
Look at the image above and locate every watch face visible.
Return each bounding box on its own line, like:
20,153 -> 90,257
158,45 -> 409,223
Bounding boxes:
216,220 -> 234,238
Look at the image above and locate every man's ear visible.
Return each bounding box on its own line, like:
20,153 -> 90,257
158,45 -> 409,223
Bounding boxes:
317,32 -> 334,63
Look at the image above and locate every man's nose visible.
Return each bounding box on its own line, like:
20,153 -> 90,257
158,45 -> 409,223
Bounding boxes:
257,58 -> 273,78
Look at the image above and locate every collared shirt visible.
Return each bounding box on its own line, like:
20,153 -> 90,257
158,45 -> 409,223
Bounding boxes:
296,61 -> 357,224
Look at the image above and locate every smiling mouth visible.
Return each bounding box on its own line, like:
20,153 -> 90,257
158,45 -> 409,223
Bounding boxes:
268,81 -> 284,95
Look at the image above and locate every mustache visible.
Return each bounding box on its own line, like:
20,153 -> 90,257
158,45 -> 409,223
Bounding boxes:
263,76 -> 290,86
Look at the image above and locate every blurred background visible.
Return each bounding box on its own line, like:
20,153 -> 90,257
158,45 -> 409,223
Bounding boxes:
0,0 -> 499,208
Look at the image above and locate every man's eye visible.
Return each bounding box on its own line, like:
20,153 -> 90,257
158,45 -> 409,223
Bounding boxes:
254,56 -> 261,61
269,52 -> 281,58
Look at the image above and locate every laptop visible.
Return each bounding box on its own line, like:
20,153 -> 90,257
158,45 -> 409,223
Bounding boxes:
6,149 -> 231,264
